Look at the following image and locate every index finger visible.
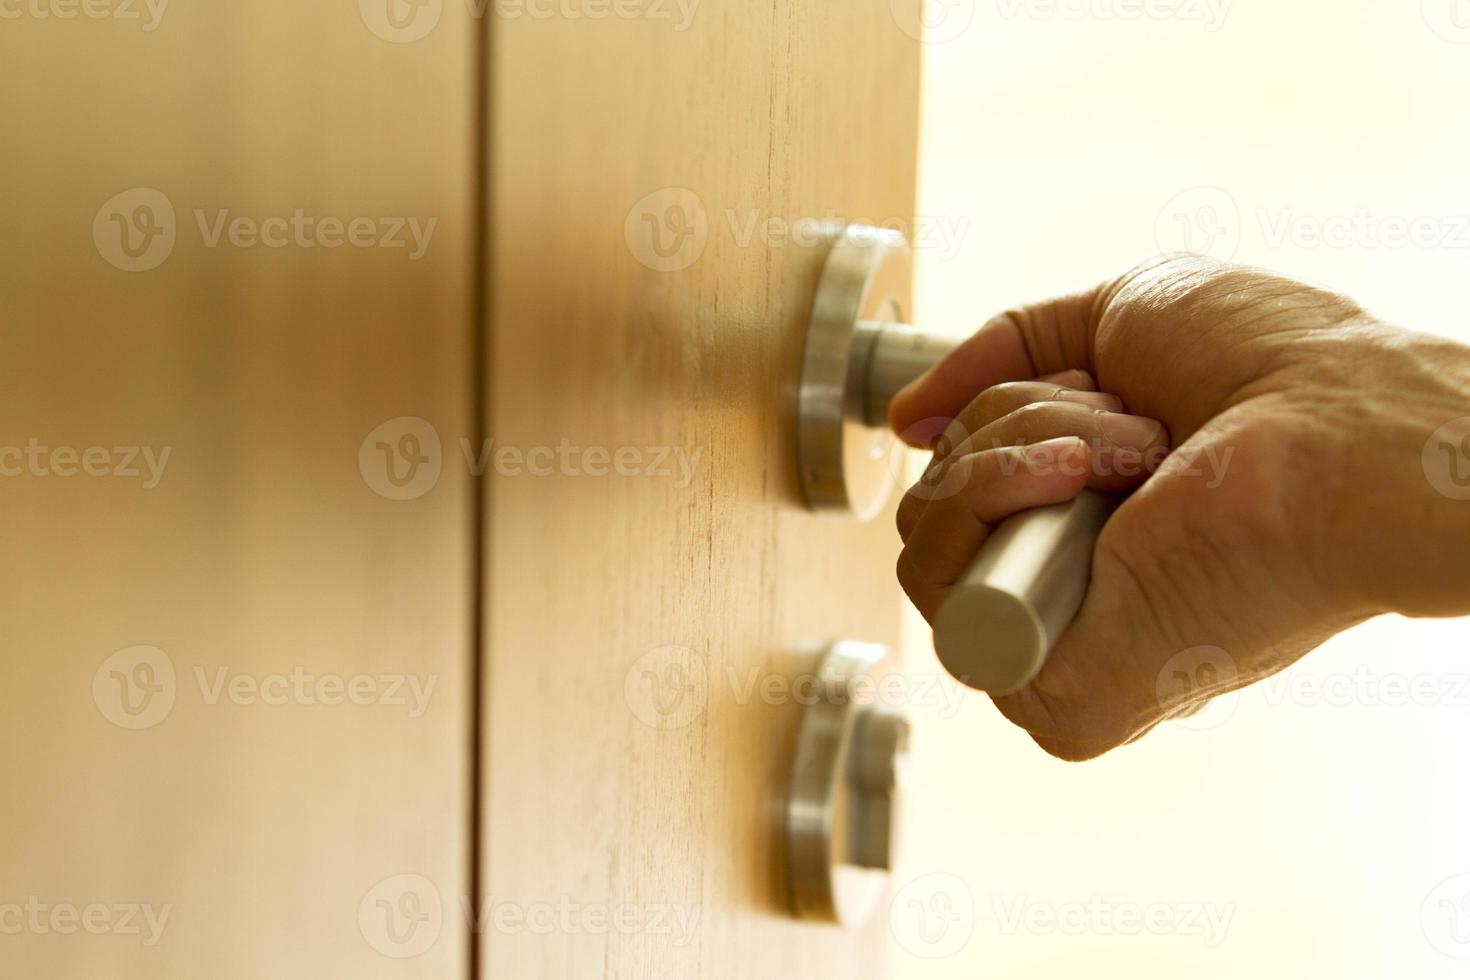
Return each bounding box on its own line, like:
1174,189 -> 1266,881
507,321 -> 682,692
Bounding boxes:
887,285 -> 1106,446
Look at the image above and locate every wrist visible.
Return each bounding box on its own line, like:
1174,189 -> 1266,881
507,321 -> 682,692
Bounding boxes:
1331,328 -> 1470,617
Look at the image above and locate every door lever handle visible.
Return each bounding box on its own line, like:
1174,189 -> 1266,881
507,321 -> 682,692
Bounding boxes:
797,226 -> 1116,694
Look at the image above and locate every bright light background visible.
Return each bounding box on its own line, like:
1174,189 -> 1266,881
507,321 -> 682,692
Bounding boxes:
893,1 -> 1470,976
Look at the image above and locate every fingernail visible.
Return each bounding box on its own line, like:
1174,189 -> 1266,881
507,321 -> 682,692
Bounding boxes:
1096,412 -> 1166,449
1056,390 -> 1123,411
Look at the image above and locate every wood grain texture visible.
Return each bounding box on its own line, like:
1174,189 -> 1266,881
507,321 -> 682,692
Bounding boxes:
482,3 -> 920,976
0,5 -> 479,977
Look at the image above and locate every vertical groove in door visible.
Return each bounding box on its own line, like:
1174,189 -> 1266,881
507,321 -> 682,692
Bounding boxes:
469,8 -> 492,980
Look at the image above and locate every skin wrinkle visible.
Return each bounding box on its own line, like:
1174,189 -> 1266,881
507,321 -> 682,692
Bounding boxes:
893,253 -> 1470,759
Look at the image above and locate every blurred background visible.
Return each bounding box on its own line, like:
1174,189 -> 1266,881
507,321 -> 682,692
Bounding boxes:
899,0 -> 1470,975
4,1 -> 1468,976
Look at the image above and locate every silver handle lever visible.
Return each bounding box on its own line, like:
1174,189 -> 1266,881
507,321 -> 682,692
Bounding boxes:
797,225 -> 1115,694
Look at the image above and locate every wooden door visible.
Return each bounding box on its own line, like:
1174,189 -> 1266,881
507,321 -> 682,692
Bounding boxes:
0,5 -> 480,977
482,4 -> 920,978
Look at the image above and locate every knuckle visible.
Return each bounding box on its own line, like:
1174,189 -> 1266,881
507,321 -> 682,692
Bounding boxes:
894,548 -> 923,598
1004,399 -> 1065,436
895,495 -> 921,537
978,381 -> 1029,411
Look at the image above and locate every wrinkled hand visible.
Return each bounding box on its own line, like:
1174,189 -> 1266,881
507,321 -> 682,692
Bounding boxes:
890,254 -> 1470,760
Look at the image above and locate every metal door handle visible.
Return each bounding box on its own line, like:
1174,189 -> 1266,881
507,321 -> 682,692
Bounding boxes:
797,226 -> 1115,694
786,641 -> 908,927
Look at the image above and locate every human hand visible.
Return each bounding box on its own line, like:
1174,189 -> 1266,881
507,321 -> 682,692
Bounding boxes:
891,254 -> 1470,760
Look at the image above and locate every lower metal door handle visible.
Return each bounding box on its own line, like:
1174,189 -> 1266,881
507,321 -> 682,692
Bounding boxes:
796,225 -> 1115,694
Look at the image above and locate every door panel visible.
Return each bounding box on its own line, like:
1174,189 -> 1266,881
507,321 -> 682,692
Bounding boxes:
483,5 -> 920,977
0,6 -> 478,977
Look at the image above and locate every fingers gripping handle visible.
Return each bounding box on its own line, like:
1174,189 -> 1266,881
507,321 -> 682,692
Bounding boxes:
796,226 -> 1117,695
931,490 -> 1117,694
